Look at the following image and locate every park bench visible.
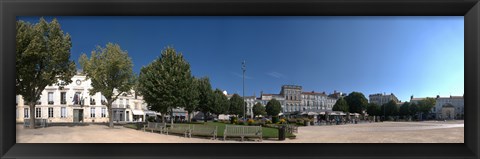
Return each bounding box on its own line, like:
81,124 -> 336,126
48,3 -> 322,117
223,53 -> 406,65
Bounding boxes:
223,125 -> 262,142
143,122 -> 166,134
191,125 -> 218,140
285,124 -> 298,134
23,119 -> 47,128
166,124 -> 191,138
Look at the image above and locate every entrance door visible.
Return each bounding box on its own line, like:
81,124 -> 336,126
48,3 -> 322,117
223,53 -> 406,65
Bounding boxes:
73,109 -> 79,123
73,109 -> 84,123
126,111 -> 130,122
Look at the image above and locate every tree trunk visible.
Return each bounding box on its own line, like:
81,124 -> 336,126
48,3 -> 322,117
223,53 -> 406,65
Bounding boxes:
203,111 -> 208,123
187,111 -> 192,123
29,102 -> 36,129
170,108 -> 174,125
108,104 -> 114,128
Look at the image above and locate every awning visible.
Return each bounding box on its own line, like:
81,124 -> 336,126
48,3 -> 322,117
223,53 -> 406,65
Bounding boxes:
144,111 -> 156,116
132,110 -> 144,115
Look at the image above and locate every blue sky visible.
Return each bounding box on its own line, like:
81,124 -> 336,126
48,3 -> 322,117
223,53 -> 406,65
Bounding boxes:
17,16 -> 464,102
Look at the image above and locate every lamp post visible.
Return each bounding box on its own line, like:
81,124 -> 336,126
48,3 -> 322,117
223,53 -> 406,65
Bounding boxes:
242,60 -> 246,121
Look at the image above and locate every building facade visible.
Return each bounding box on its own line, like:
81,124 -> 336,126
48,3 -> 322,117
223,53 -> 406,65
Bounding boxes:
369,93 -> 400,106
410,95 -> 464,120
16,74 -> 150,123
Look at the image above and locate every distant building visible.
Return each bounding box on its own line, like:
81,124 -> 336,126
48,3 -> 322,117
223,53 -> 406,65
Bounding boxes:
369,93 -> 400,106
410,95 -> 464,120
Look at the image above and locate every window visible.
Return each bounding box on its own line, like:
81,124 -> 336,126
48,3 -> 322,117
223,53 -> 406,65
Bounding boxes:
120,98 -> 124,107
101,95 -> 107,105
101,108 -> 106,117
90,107 -> 96,118
90,97 -> 96,105
24,108 -> 29,118
48,92 -> 54,105
60,92 -> 66,105
48,107 -> 53,118
126,99 -> 129,108
61,107 -> 67,118
35,108 -> 41,118
16,96 -> 18,106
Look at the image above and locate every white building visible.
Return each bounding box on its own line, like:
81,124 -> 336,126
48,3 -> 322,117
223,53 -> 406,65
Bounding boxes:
16,74 -> 150,123
369,93 -> 400,106
410,95 -> 464,120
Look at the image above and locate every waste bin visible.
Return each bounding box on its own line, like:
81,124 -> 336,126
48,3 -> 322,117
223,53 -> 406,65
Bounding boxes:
278,126 -> 286,141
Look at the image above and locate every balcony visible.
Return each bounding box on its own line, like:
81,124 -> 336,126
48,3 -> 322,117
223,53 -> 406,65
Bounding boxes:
61,100 -> 67,105
48,101 -> 54,105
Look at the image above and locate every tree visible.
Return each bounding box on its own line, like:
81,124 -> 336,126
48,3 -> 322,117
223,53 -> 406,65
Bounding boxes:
252,102 -> 266,118
229,94 -> 245,117
16,18 -> 76,129
265,99 -> 282,117
417,98 -> 436,120
79,43 -> 135,128
332,97 -> 349,112
366,103 -> 380,117
184,77 -> 200,123
399,102 -> 410,119
344,92 -> 368,114
211,88 -> 229,117
409,103 -> 419,119
385,100 -> 399,118
195,77 -> 214,122
137,46 -> 193,125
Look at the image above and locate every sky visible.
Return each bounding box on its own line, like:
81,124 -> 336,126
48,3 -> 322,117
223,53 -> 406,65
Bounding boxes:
17,16 -> 464,102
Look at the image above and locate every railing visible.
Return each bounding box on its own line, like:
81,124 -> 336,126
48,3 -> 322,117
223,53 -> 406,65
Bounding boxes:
61,100 -> 67,105
48,101 -> 54,105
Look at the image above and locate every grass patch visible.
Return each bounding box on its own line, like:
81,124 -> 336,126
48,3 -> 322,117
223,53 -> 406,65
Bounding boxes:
125,122 -> 296,139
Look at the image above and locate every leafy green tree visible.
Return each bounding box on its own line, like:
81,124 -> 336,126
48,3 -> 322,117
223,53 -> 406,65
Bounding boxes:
229,94 -> 245,117
184,78 -> 200,123
385,100 -> 399,118
16,18 -> 76,128
265,99 -> 282,117
409,103 -> 419,119
417,97 -> 436,120
137,46 -> 193,124
345,92 -> 369,114
195,77 -> 214,122
399,102 -> 410,119
366,103 -> 380,117
211,88 -> 229,117
332,97 -> 349,112
252,102 -> 266,118
79,43 -> 135,128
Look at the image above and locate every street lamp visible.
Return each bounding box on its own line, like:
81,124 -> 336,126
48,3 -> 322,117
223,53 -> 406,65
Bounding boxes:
242,60 -> 246,121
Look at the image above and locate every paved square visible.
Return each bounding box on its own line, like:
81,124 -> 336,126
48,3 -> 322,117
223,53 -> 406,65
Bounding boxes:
17,120 -> 464,143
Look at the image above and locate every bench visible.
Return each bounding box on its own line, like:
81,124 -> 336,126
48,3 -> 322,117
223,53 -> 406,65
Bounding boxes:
24,119 -> 47,128
166,124 -> 191,138
143,122 -> 166,134
285,124 -> 298,134
223,125 -> 262,142
191,125 -> 218,140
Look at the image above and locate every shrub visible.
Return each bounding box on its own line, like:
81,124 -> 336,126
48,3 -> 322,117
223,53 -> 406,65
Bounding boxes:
279,118 -> 287,124
147,117 -> 155,122
272,116 -> 279,123
230,116 -> 238,124
247,119 -> 255,125
237,120 -> 245,125
192,118 -> 197,122
266,120 -> 272,124
287,118 -> 296,124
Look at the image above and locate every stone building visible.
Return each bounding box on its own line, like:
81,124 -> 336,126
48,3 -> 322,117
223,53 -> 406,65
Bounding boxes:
16,74 -> 150,123
369,93 -> 400,106
409,95 -> 464,120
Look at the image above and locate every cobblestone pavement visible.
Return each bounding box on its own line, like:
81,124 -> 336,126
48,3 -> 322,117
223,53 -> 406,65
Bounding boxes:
17,120 -> 463,143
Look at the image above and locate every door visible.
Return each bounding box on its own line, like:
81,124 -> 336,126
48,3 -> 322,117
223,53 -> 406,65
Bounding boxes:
73,109 -> 84,123
126,111 -> 130,122
73,109 -> 79,123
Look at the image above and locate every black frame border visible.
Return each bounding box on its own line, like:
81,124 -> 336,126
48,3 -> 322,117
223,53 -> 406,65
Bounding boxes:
1,0 -> 479,159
